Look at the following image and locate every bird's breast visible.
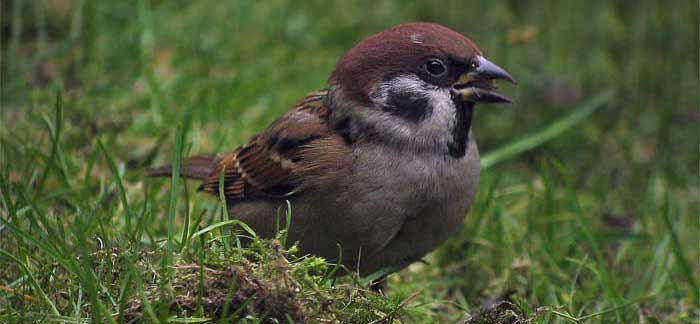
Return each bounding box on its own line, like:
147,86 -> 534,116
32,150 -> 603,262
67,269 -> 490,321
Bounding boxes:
347,137 -> 480,267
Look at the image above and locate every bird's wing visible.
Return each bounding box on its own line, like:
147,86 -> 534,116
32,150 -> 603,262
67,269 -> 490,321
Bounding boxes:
198,90 -> 339,200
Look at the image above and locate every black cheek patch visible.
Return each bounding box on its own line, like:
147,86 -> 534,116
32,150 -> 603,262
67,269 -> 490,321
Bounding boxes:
383,91 -> 432,122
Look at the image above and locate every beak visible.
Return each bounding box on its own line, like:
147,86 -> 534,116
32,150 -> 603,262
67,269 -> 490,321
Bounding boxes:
453,56 -> 516,104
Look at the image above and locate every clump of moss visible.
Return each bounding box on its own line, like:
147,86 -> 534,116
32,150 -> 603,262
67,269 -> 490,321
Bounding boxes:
124,263 -> 307,322
464,301 -> 530,324
121,238 -> 400,323
123,239 -> 311,322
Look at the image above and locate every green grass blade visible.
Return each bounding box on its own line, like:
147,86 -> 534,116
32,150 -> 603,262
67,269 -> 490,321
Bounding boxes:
661,193 -> 700,303
97,139 -> 133,237
0,216 -> 73,271
116,271 -> 135,324
168,317 -> 212,323
218,161 -> 231,251
566,176 -> 623,319
189,220 -> 258,242
481,91 -> 613,170
179,179 -> 191,252
125,254 -> 161,323
6,313 -> 91,324
71,219 -> 117,324
0,248 -> 61,316
37,92 -> 70,189
167,114 -> 191,254
217,280 -> 239,324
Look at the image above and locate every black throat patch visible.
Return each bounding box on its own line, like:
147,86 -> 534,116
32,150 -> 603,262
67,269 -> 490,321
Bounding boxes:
447,100 -> 473,158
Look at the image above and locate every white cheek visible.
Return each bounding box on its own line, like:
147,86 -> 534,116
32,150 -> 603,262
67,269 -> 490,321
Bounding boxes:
372,73 -> 456,130
424,89 -> 457,132
366,74 -> 458,153
370,74 -> 434,107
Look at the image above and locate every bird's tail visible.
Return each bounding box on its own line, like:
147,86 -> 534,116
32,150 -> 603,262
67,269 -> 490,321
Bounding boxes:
147,154 -> 219,181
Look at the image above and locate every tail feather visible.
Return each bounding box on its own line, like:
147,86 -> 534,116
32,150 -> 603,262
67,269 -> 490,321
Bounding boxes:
147,154 -> 219,181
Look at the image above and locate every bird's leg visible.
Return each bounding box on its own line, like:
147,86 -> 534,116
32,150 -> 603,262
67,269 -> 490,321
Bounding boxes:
369,275 -> 388,295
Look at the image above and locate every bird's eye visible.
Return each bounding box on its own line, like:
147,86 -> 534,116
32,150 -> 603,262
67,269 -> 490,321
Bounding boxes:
425,59 -> 447,77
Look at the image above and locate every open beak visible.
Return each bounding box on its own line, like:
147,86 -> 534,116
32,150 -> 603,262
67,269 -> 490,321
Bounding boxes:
453,56 -> 516,104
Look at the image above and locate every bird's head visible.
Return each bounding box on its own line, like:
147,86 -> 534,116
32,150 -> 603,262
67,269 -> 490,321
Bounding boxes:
328,22 -> 516,156
330,22 -> 515,112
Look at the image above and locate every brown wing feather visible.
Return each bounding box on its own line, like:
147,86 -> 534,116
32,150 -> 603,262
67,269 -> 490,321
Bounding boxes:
199,90 -> 333,200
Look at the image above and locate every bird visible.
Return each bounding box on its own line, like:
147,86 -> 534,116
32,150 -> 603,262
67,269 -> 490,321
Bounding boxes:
149,22 -> 515,286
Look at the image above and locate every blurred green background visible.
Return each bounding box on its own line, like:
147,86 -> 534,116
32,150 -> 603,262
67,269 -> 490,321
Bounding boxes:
1,0 -> 698,323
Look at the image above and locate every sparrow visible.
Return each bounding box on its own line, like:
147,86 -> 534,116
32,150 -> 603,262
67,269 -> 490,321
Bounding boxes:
149,22 -> 515,279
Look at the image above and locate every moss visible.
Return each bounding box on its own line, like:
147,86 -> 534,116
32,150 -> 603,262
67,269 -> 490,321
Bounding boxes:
464,302 -> 529,324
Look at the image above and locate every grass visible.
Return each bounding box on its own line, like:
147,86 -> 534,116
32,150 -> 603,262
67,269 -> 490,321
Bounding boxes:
1,0 -> 698,323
